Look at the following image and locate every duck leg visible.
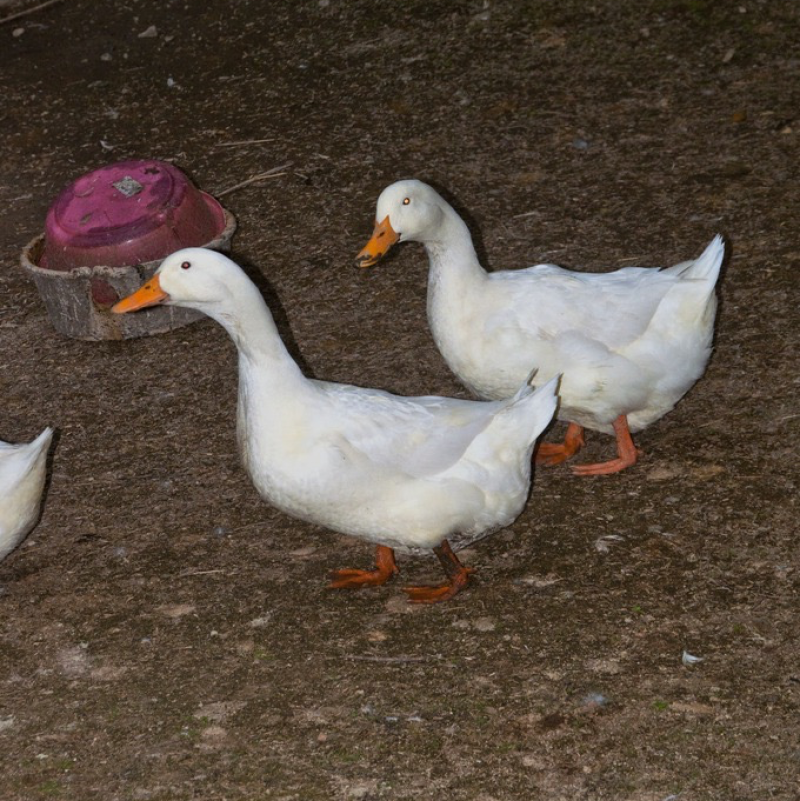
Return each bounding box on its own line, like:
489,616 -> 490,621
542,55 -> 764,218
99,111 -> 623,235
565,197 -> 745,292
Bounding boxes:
403,540 -> 474,604
535,423 -> 585,466
572,414 -> 639,476
329,545 -> 399,589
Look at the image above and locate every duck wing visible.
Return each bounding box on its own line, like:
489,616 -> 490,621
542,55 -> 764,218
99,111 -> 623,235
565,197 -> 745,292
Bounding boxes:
313,382 -> 501,478
489,262 -> 681,351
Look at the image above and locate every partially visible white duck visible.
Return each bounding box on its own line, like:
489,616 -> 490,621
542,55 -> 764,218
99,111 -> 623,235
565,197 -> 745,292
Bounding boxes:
0,427 -> 53,562
113,249 -> 558,603
357,180 -> 725,475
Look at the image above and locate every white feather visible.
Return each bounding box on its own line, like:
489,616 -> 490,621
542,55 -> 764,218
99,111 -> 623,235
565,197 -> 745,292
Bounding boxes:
0,427 -> 52,562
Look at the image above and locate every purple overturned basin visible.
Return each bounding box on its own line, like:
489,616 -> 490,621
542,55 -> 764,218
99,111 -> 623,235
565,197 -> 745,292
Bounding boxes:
21,160 -> 236,340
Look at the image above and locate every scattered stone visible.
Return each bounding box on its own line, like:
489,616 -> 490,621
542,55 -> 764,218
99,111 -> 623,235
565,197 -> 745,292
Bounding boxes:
672,701 -> 714,715
520,752 -> 547,769
691,464 -> 725,480
12,27 -> 24,37
385,594 -> 420,614
0,716 -> 14,733
158,603 -> 196,618
138,25 -> 158,38
473,617 -> 496,632
289,545 -> 316,558
581,692 -> 609,710
195,701 -> 246,722
515,573 -> 561,588
57,645 -> 90,677
587,658 -> 622,675
647,465 -> 680,481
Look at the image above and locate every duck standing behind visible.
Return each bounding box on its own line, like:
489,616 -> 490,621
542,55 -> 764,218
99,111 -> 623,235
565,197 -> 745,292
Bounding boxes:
357,180 -> 724,475
0,427 -> 53,562
113,249 -> 558,603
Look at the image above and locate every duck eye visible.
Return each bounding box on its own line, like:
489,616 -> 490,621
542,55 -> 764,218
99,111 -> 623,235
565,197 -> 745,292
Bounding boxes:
402,197 -> 411,206
181,261 -> 191,270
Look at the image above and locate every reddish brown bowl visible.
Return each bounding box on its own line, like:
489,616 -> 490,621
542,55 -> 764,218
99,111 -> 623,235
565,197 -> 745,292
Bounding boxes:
21,160 -> 236,340
41,160 -> 227,271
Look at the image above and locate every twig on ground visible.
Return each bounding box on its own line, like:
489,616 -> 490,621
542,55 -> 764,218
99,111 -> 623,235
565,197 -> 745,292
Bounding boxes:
178,569 -> 231,577
216,163 -> 293,197
345,654 -> 437,664
0,0 -> 64,26
214,138 -> 277,148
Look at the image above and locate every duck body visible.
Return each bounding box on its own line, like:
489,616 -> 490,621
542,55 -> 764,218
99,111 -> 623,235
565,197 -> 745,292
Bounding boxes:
237,366 -> 551,555
114,249 -> 558,601
0,427 -> 53,562
358,180 -> 724,473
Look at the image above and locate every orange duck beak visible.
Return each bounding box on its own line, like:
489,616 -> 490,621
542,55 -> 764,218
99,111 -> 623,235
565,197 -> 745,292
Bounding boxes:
112,275 -> 169,313
355,216 -> 399,268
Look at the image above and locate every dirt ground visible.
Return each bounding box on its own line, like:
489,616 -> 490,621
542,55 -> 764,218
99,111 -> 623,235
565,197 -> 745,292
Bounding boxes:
1,0 -> 798,799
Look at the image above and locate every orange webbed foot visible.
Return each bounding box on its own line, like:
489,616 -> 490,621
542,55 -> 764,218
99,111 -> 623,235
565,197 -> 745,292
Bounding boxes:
536,423 -> 585,466
402,541 -> 473,605
572,414 -> 639,476
329,545 -> 398,589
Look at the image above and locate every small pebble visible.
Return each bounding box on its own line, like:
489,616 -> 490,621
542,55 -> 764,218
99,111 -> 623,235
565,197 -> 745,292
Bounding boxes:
582,692 -> 608,709
12,27 -> 25,38
138,25 -> 158,38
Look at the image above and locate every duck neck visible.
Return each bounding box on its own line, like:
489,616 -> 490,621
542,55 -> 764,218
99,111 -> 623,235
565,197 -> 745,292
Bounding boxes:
207,280 -> 305,387
425,207 -> 486,291
424,206 -> 487,323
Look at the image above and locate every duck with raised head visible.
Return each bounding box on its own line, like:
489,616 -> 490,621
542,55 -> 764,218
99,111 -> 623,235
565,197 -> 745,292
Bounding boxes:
357,179 -> 724,476
113,249 -> 558,603
0,427 -> 53,562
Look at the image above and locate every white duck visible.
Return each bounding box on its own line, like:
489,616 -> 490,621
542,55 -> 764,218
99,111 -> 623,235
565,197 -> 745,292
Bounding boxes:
357,180 -> 724,475
0,427 -> 53,562
113,249 -> 557,603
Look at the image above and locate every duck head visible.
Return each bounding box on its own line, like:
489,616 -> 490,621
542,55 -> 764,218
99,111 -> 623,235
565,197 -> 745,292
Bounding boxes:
112,248 -> 242,315
356,180 -> 446,267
